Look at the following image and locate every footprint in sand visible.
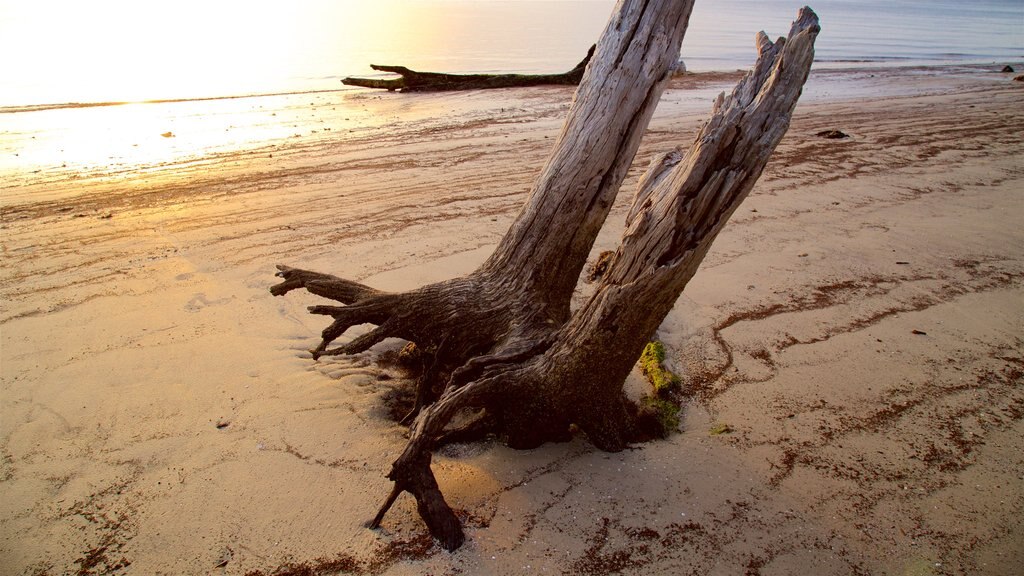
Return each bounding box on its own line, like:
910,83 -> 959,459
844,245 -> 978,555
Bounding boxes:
184,293 -> 233,312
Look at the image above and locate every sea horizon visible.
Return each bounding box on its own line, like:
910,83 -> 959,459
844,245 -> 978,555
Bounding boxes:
1,0 -> 1021,110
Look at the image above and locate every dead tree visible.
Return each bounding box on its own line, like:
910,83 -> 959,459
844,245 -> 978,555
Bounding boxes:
342,46 -> 594,92
272,1 -> 820,551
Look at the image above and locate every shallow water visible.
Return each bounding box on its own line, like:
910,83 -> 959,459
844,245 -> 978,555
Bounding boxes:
684,0 -> 1023,71
1,0 -> 1020,191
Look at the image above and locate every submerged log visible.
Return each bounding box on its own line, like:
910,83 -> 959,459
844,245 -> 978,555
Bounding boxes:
342,46 -> 595,92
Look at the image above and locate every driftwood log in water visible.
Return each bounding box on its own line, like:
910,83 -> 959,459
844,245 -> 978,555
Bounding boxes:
341,46 -> 594,92
277,1 -> 820,551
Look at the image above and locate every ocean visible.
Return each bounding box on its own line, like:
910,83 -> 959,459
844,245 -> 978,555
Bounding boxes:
1,0 -> 1021,184
3,0 -> 1020,108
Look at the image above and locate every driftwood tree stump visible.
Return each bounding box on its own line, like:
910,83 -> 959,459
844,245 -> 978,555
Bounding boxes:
273,1 -> 820,551
342,46 -> 594,92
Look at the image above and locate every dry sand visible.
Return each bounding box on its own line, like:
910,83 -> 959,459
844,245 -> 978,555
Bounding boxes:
1,67 -> 1022,575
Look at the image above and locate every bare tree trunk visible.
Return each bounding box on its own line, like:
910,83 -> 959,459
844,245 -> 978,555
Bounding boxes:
272,1 -> 820,551
342,47 -> 594,92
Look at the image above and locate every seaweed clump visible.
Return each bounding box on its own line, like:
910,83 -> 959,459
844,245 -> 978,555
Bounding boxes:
638,341 -> 683,437
640,341 -> 681,394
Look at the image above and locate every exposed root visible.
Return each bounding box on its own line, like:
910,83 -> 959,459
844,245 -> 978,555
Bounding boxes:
274,265 -> 403,359
271,264 -> 564,548
402,337 -> 451,424
435,410 -> 497,447
448,334 -> 556,391
272,265 -> 380,302
372,377 -> 506,550
274,261 -> 670,543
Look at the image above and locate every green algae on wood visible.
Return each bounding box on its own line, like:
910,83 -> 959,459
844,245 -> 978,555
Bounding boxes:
642,396 -> 681,437
639,340 -> 684,437
639,341 -> 681,395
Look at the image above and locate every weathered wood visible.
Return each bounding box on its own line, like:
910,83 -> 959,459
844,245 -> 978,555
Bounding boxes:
271,2 -> 820,551
479,0 -> 696,313
529,7 -> 822,450
342,46 -> 594,92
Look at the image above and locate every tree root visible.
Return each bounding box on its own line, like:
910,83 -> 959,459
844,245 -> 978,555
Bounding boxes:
274,265 -> 397,359
435,410 -> 496,447
372,376 -> 507,550
272,263 -> 661,546
271,265 -> 561,549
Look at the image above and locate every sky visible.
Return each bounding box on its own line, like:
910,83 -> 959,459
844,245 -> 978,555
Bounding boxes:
0,0 -> 614,105
0,1 -> 315,103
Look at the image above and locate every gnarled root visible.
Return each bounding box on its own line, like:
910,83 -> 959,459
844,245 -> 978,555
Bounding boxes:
273,265 -> 399,359
372,449 -> 464,551
272,264 -> 521,363
272,263 -> 662,550
369,376 -> 507,550
271,264 -> 651,548
365,356 -> 657,549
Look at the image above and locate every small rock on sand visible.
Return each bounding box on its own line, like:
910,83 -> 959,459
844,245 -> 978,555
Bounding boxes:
815,129 -> 850,139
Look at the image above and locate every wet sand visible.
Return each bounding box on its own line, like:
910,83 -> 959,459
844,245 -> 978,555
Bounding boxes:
1,66 -> 1022,575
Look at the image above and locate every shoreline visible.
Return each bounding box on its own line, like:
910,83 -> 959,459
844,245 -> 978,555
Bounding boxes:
3,62 -> 1021,208
3,59 -> 1022,114
1,66 -> 1022,574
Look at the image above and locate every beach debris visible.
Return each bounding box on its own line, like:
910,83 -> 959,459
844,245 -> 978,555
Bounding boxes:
1015,75 -> 1024,82
161,131 -> 175,138
896,261 -> 910,265
214,547 -> 233,569
815,129 -> 849,139
1001,65 -> 1015,73
215,419 -> 230,429
911,329 -> 927,335
271,4 -> 820,551
709,423 -> 734,435
587,250 -> 615,282
342,46 -> 594,92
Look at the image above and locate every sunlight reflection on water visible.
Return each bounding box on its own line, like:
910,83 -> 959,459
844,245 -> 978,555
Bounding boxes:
1,91 -> 396,183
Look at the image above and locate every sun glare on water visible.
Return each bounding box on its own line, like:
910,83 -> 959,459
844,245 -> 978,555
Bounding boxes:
0,1 -> 405,180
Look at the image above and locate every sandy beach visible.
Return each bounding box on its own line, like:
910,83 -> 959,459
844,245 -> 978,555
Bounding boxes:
2,66 -> 1022,575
